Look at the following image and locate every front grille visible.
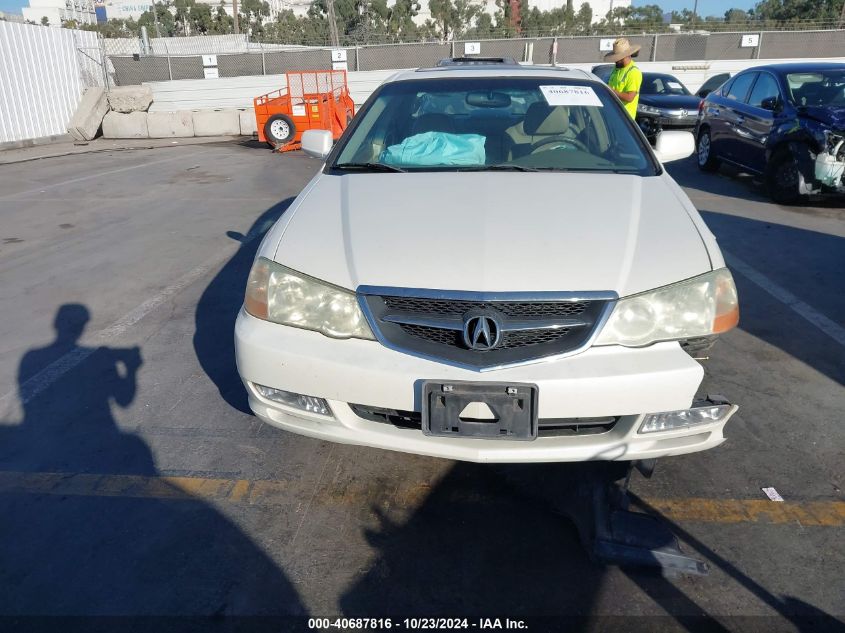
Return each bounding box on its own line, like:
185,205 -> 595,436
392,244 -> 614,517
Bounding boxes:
401,323 -> 460,346
399,324 -> 572,350
383,297 -> 589,318
362,290 -> 614,369
350,404 -> 618,437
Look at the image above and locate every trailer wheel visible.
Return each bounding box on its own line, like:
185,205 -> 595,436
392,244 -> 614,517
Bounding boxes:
264,114 -> 296,148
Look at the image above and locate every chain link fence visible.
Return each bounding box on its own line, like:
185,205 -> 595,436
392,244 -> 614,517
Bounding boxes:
98,29 -> 845,86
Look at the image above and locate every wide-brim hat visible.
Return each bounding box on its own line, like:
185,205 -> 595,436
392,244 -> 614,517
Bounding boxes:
604,38 -> 641,62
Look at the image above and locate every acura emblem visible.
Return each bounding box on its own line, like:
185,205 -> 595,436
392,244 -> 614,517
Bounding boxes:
680,109 -> 688,117
463,315 -> 502,351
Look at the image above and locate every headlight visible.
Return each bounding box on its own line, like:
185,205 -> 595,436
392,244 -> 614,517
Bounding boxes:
244,257 -> 374,340
595,268 -> 738,347
638,104 -> 662,115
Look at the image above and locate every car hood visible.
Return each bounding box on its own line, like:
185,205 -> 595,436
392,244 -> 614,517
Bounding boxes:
798,105 -> 845,131
273,172 -> 712,297
639,94 -> 701,110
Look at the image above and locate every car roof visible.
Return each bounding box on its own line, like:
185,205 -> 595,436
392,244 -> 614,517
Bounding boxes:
738,62 -> 845,75
388,64 -> 595,83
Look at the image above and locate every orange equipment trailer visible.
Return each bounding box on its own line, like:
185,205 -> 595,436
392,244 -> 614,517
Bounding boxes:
254,70 -> 355,151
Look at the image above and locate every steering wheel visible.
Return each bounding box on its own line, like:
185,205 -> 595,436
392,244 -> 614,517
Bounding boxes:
530,135 -> 589,154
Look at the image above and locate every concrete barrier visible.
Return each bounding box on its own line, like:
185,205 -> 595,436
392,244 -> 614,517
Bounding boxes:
147,111 -> 194,138
192,109 -> 240,136
239,110 -> 257,136
108,85 -> 154,113
102,111 -> 149,139
67,86 -> 109,141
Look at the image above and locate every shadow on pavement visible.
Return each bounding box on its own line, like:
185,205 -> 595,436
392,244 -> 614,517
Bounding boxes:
698,210 -> 845,385
193,198 -> 296,414
342,461 -> 843,631
0,303 -> 307,625
667,157 -> 845,209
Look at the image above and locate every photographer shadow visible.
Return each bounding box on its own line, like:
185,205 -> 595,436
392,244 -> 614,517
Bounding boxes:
0,303 -> 307,621
5,303 -> 153,475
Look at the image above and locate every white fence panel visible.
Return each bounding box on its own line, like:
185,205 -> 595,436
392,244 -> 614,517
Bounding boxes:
0,22 -> 102,143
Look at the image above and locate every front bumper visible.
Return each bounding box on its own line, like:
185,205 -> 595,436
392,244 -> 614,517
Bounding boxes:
235,310 -> 736,463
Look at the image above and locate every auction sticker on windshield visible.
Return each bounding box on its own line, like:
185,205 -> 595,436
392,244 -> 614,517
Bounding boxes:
540,85 -> 603,107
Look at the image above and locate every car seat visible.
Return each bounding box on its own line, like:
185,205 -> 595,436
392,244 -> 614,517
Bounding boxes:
505,103 -> 571,159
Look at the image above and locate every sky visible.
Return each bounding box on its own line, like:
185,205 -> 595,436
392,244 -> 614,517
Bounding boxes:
633,0 -> 757,17
0,0 -> 759,19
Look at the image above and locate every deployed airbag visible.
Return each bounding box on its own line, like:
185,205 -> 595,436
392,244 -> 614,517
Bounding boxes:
381,132 -> 486,166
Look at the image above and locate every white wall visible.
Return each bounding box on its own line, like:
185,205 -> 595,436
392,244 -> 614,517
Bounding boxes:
145,70 -> 398,112
0,21 -> 102,143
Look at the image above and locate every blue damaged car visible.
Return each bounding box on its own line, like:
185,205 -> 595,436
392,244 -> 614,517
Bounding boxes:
695,62 -> 845,204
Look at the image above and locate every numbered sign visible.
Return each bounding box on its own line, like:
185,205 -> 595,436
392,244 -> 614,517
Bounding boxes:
202,54 -> 217,67
331,49 -> 347,62
740,34 -> 760,48
464,42 -> 481,55
599,38 -> 615,52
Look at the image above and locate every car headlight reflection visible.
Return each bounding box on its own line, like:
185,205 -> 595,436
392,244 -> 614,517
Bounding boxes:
596,268 -> 739,347
245,257 -> 375,340
638,104 -> 662,116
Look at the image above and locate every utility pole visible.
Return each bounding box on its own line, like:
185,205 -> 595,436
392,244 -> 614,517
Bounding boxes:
838,0 -> 845,29
326,0 -> 340,47
233,0 -> 239,34
690,0 -> 698,32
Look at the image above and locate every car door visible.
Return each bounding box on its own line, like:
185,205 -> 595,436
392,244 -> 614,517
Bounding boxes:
717,72 -> 757,161
736,71 -> 783,173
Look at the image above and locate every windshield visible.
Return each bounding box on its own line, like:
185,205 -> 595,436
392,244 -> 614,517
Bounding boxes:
641,74 -> 691,96
331,77 -> 657,175
787,70 -> 845,107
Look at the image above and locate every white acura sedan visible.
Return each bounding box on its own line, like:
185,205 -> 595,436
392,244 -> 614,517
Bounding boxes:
234,60 -> 740,463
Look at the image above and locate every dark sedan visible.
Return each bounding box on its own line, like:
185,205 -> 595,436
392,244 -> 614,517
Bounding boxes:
695,63 -> 845,203
636,73 -> 702,140
591,66 -> 700,141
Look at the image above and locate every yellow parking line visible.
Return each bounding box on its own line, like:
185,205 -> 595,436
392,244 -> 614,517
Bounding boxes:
0,470 -> 842,526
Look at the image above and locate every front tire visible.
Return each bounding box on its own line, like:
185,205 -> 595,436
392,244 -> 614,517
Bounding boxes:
696,128 -> 720,172
766,150 -> 807,205
264,114 -> 296,148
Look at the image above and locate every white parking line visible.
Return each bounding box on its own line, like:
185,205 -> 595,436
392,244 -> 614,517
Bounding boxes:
0,219 -> 273,416
724,251 -> 845,348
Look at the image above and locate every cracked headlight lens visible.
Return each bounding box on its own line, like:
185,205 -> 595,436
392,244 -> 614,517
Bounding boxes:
244,257 -> 374,340
595,268 -> 739,347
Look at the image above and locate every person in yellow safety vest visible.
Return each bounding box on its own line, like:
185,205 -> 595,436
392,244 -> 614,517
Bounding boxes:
605,38 -> 643,120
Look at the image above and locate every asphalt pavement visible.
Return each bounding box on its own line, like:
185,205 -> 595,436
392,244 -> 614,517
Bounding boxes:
0,140 -> 842,631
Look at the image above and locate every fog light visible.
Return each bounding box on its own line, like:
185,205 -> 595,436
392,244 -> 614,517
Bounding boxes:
639,404 -> 731,434
253,384 -> 332,416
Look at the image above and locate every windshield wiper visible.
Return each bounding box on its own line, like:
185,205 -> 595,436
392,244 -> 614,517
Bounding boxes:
334,162 -> 406,173
458,164 -> 545,172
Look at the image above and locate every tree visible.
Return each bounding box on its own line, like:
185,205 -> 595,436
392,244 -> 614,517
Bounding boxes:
751,0 -> 843,25
385,0 -> 422,41
172,0 -> 195,34
427,0 -> 482,39
211,2 -> 234,34
40,16 -> 49,25
138,2 -> 176,36
724,8 -> 751,23
62,18 -> 79,28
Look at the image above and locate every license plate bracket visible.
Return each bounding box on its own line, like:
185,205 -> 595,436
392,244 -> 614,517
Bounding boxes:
421,380 -> 538,441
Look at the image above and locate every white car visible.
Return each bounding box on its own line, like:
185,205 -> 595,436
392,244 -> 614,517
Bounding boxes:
235,61 -> 740,464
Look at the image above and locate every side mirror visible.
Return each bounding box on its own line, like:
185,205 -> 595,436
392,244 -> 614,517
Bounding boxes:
761,96 -> 779,111
301,129 -> 333,160
653,130 -> 695,163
